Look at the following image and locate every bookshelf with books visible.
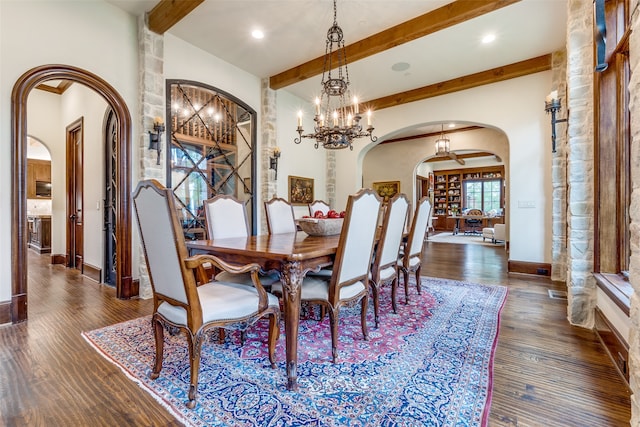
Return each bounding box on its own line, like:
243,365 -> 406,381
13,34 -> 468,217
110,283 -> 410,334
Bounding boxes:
432,165 -> 504,231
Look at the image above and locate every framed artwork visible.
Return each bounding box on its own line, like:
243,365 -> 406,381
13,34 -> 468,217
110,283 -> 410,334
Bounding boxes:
373,181 -> 400,203
288,175 -> 314,205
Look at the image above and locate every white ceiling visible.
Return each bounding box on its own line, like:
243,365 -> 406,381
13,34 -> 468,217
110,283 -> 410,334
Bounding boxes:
107,0 -> 567,136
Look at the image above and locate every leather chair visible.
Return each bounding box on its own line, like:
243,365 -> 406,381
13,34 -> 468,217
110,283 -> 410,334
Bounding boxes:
132,180 -> 280,409
273,189 -> 382,362
370,193 -> 410,327
463,208 -> 483,235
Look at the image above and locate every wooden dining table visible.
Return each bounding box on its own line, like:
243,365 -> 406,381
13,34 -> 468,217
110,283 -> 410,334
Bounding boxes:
186,232 -> 340,391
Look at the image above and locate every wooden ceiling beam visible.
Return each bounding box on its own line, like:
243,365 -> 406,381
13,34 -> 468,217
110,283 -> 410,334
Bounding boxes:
148,0 -> 205,34
269,0 -> 521,90
366,54 -> 551,111
425,151 -> 499,163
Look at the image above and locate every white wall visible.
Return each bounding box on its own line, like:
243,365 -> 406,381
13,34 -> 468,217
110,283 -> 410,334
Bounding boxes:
0,0 -> 140,301
60,84 -> 108,269
324,72 -> 552,264
363,127 -> 509,203
276,89 -> 328,219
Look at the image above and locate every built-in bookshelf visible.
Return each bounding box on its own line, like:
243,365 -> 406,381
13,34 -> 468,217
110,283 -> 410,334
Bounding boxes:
432,166 -> 505,226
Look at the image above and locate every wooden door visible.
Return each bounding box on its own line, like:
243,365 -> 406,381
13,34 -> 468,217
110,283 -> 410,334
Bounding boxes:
66,118 -> 84,270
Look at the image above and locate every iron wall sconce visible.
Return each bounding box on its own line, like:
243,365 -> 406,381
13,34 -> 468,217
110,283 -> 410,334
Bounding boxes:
148,117 -> 165,165
270,147 -> 281,180
544,91 -> 567,153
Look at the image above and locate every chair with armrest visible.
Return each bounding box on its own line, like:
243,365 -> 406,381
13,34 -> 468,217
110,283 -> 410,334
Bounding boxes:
308,199 -> 331,217
133,180 -> 280,409
370,193 -> 410,327
463,208 -> 483,235
265,197 -> 297,234
483,223 -> 506,243
397,197 -> 432,304
203,195 -> 280,290
273,189 -> 382,362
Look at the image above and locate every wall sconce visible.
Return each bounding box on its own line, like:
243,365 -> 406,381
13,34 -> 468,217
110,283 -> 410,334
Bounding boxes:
544,91 -> 567,153
269,147 -> 281,180
148,116 -> 165,165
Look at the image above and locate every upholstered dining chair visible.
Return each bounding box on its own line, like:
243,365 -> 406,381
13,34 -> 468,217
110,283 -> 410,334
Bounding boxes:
308,199 -> 331,217
273,188 -> 382,363
265,197 -> 297,234
203,194 -> 249,239
132,179 -> 280,409
397,196 -> 432,305
203,195 -> 280,287
370,193 -> 410,327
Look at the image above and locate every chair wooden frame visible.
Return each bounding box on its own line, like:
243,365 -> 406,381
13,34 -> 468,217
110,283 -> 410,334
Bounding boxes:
265,197 -> 297,234
276,189 -> 381,362
370,193 -> 410,327
308,199 -> 331,217
398,196 -> 432,304
203,194 -> 249,239
133,180 -> 280,409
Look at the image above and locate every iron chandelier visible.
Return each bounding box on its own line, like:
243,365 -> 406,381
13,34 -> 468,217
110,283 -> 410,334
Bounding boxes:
294,0 -> 377,150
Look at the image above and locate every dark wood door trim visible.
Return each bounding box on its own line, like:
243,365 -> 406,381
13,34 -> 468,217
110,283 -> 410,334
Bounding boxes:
65,118 -> 84,270
11,64 -> 134,324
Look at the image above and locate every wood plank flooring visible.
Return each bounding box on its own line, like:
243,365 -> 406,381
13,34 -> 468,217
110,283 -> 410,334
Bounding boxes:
0,243 -> 630,426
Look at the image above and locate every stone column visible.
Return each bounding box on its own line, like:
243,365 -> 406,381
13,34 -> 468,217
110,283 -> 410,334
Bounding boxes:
565,0 -> 596,327
261,78 -> 278,233
326,151 -> 336,208
137,15 -> 165,299
550,50 -> 568,283
626,0 -> 640,423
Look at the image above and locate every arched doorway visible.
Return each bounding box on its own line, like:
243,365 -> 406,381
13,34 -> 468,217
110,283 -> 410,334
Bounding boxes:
11,64 -> 134,324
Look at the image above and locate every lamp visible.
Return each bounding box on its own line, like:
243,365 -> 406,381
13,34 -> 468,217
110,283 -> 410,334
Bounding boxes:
544,91 -> 567,153
148,116 -> 165,165
294,0 -> 376,150
269,147 -> 281,180
434,124 -> 450,156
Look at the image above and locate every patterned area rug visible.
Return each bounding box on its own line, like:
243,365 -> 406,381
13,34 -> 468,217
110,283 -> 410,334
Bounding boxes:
83,277 -> 507,427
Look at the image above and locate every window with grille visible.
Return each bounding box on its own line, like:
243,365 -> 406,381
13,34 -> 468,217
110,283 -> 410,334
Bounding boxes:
166,80 -> 256,238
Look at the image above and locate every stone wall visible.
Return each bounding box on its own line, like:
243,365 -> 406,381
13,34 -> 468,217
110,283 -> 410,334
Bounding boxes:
136,16 -> 165,299
627,0 -> 640,423
261,78 -> 278,232
551,49 -> 568,283
565,0 -> 596,328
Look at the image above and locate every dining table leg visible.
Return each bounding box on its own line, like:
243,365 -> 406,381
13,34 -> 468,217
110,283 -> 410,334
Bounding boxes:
280,261 -> 304,391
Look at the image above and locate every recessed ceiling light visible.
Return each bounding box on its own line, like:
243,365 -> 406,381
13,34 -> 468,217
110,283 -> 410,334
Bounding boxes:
482,34 -> 496,44
251,29 -> 264,40
391,62 -> 410,72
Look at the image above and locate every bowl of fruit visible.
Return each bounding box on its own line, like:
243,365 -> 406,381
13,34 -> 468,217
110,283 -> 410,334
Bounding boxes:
297,210 -> 345,236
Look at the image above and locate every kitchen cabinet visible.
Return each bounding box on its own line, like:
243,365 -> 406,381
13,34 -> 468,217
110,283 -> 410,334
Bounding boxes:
28,215 -> 51,254
27,159 -> 51,199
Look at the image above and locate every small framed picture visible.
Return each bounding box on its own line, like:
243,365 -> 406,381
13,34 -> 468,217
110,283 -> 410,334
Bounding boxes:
288,175 -> 314,205
372,181 -> 400,203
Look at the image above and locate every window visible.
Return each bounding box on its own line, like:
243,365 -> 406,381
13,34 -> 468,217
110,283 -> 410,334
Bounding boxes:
166,80 -> 257,237
464,180 -> 501,212
594,0 -> 630,275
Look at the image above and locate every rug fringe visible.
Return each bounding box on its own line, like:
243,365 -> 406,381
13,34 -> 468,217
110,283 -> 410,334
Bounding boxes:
81,332 -> 191,425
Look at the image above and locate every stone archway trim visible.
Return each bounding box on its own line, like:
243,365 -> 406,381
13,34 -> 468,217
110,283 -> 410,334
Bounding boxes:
11,64 -> 135,323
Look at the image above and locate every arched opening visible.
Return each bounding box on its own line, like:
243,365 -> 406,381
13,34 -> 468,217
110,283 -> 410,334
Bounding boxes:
11,64 -> 134,324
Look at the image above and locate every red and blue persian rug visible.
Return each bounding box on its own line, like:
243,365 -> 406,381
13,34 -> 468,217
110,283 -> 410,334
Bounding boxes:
82,276 -> 507,427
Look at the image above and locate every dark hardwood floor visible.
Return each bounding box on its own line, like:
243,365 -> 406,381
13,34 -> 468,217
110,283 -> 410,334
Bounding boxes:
0,243 -> 630,426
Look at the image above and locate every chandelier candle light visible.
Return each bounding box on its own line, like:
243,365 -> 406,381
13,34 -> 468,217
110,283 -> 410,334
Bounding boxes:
294,0 -> 376,150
